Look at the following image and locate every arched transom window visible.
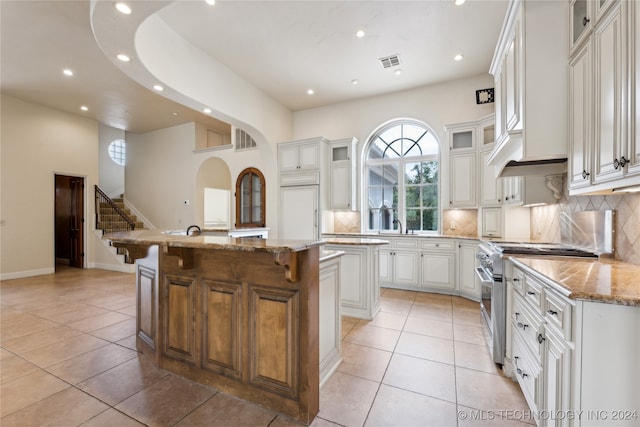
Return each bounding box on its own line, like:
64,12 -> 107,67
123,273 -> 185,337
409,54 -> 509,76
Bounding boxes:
365,120 -> 440,233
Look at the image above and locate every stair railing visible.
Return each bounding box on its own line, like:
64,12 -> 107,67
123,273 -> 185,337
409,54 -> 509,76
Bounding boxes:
95,185 -> 136,232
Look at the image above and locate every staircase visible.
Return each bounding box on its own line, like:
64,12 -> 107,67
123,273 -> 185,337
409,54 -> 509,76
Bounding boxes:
95,186 -> 146,264
97,198 -> 145,234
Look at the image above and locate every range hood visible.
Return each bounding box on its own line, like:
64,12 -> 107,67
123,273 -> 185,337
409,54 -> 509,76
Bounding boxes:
499,158 -> 568,177
486,131 -> 568,178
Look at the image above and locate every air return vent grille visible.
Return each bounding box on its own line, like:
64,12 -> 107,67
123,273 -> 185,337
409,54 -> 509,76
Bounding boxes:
235,128 -> 257,150
379,55 -> 401,69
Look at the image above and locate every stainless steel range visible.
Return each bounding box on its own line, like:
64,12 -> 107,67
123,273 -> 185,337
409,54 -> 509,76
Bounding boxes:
475,210 -> 615,365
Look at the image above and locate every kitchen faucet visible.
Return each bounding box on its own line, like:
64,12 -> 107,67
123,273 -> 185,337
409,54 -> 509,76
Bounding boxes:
186,225 -> 201,236
393,219 -> 402,234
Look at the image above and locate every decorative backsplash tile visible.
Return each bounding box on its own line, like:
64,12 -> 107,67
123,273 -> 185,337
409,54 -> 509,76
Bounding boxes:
531,193 -> 640,265
442,209 -> 478,237
333,211 -> 361,233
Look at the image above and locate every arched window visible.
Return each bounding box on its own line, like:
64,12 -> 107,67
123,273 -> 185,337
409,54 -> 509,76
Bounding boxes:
365,120 -> 440,233
235,168 -> 265,228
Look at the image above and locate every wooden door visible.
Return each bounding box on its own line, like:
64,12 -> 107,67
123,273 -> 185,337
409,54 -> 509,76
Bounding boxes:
55,175 -> 84,268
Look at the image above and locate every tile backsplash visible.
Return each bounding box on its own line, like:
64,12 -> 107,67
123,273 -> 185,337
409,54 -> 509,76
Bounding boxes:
442,209 -> 478,237
531,193 -> 640,265
332,211 -> 361,233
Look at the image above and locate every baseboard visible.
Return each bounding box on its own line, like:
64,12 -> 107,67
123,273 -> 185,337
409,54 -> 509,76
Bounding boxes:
0,267 -> 56,281
90,262 -> 136,274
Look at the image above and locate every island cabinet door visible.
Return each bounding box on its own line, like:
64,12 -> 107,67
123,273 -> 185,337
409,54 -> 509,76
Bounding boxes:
163,275 -> 197,364
248,286 -> 300,399
200,280 -> 243,378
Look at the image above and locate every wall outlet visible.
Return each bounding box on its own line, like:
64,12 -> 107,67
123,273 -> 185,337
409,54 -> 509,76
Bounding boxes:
450,221 -> 456,230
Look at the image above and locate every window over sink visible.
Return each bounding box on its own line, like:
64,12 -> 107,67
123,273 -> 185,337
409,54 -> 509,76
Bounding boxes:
365,120 -> 440,233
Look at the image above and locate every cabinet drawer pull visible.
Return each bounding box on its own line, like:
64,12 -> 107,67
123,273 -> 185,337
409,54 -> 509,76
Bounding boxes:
517,368 -> 528,379
517,322 -> 528,330
513,278 -> 520,282
583,16 -> 590,27
537,333 -> 546,344
547,309 -> 558,316
527,291 -> 535,296
582,170 -> 590,179
515,312 -> 520,320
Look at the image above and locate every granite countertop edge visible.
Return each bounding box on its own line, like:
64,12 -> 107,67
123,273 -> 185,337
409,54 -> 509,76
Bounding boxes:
510,256 -> 640,307
103,230 -> 324,253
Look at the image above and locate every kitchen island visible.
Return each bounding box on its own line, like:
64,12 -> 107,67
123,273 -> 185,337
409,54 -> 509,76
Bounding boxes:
104,230 -> 324,424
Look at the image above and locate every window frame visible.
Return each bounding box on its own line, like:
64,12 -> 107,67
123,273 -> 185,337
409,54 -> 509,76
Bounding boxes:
363,119 -> 441,234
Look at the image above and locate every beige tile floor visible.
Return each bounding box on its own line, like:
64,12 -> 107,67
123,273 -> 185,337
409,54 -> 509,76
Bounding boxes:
1,266 -> 533,426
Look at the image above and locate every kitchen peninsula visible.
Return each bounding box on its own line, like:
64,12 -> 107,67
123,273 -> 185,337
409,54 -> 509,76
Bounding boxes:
103,230 -> 324,424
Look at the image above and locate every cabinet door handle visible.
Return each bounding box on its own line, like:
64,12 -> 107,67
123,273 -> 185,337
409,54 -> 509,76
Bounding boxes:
614,158 -> 620,170
547,309 -> 558,316
537,333 -> 546,344
515,312 -> 520,320
527,291 -> 535,296
513,277 -> 520,282
582,170 -> 590,179
517,368 -> 528,379
517,321 -> 528,330
620,156 -> 628,168
583,16 -> 590,27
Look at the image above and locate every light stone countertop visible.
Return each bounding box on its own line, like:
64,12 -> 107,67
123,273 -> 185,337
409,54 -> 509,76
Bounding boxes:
322,232 -> 478,241
323,237 -> 390,246
510,256 -> 640,306
319,249 -> 345,262
103,230 -> 324,253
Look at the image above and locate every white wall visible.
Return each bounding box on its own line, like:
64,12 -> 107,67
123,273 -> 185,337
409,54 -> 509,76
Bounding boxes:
292,74 -> 496,226
0,95 -> 100,278
98,123 -> 125,198
126,124 -> 277,234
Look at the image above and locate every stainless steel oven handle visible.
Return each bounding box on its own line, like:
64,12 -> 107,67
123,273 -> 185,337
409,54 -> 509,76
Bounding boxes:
475,267 -> 494,284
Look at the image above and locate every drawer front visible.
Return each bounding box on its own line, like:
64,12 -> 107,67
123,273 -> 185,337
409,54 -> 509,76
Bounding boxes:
420,239 -> 455,251
393,238 -> 420,249
512,332 -> 542,413
511,267 -> 526,295
544,290 -> 572,340
279,170 -> 320,186
513,293 -> 544,361
523,275 -> 544,316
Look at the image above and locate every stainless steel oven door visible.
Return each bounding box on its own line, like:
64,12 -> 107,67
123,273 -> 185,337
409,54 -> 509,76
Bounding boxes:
475,267 -> 506,365
475,267 -> 494,332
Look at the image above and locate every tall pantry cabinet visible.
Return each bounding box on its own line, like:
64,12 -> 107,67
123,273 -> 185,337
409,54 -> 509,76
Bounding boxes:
278,137 -> 327,240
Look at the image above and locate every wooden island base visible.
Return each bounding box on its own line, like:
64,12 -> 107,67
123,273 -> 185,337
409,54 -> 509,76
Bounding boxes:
108,232 -> 321,425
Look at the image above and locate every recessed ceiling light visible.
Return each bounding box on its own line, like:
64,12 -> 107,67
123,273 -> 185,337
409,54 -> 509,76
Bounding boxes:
203,108 -> 212,114
205,0 -> 216,5
172,112 -> 179,116
394,69 -> 403,76
351,79 -> 359,85
117,54 -> 130,62
454,54 -> 464,61
153,84 -> 163,91
454,0 -> 466,5
307,89 -> 315,95
80,106 -> 88,111
63,68 -> 73,77
356,30 -> 365,38
115,2 -> 132,14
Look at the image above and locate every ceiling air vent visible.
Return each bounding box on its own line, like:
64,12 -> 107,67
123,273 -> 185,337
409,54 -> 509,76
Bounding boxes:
379,54 -> 401,69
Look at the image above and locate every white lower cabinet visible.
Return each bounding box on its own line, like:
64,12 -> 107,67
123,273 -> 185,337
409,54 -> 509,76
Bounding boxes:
457,241 -> 481,301
508,262 -> 640,426
379,237 -> 457,294
318,254 -> 342,386
419,252 -> 455,291
324,243 -> 381,320
380,248 -> 419,288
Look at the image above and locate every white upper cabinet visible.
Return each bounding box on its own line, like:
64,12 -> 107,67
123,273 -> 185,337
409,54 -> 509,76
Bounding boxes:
328,138 -> 357,210
488,0 -> 568,175
446,122 -> 478,208
569,0 -> 640,194
278,139 -> 321,172
569,40 -> 593,189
